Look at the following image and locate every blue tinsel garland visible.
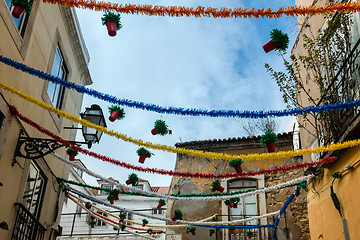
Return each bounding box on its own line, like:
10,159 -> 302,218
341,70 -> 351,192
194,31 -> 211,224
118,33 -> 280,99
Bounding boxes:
1,54 -> 358,118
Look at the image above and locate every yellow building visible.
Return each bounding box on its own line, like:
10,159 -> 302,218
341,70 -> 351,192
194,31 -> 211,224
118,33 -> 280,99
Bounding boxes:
0,2 -> 92,239
291,3 -> 360,239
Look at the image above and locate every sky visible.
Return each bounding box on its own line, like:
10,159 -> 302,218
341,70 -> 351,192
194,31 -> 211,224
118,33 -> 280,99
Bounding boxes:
73,0 -> 300,187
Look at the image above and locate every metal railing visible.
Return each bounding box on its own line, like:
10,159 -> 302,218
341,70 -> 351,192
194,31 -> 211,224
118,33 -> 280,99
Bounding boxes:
11,203 -> 46,240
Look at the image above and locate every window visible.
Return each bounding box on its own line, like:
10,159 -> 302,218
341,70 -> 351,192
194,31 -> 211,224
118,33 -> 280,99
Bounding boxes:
22,161 -> 46,219
76,205 -> 82,218
96,212 -> 107,226
152,209 -> 163,215
228,178 -> 261,240
4,0 -> 32,37
47,46 -> 67,110
101,184 -> 113,194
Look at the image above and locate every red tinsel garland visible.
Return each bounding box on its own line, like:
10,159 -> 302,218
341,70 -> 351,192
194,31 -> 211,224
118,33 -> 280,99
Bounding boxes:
10,105 -> 336,179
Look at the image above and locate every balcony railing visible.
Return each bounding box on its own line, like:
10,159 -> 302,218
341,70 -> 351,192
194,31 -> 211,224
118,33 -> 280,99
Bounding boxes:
12,203 -> 46,240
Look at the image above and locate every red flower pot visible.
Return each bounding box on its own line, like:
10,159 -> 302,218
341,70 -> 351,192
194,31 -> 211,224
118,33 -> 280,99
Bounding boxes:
151,128 -> 158,135
142,222 -> 146,227
186,230 -> 189,234
12,5 -> 25,19
233,203 -> 238,208
191,231 -> 196,236
209,232 -> 213,237
229,230 -> 234,234
90,224 -> 95,228
106,21 -> 117,37
247,234 -> 252,239
234,165 -> 243,174
157,202 -> 163,209
120,217 -> 125,222
121,227 -> 125,231
109,110 -> 120,122
266,142 -> 275,153
263,39 -> 278,53
139,153 -> 147,164
229,202 -> 234,208
109,199 -> 114,204
113,194 -> 119,200
69,153 -> 76,161
216,185 -> 224,192
126,180 -> 130,185
171,216 -> 177,221
85,203 -> 92,209
90,217 -> 95,221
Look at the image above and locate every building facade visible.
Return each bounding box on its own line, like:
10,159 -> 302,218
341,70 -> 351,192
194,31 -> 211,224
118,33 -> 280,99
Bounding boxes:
0,2 -> 91,239
167,133 -> 310,240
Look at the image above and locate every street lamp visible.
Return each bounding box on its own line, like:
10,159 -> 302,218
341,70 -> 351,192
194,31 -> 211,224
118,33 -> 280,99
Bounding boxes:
80,104 -> 106,148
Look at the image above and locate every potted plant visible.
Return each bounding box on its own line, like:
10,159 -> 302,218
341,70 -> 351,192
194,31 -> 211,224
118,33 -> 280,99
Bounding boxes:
107,193 -> 115,204
157,199 -> 166,209
246,230 -> 254,239
263,29 -> 289,53
212,216 -> 218,222
260,130 -> 279,153
232,197 -> 240,208
224,200 -> 231,208
171,210 -> 183,221
136,147 -> 152,164
186,228 -> 190,234
147,228 -> 153,234
66,147 -> 78,161
210,180 -> 224,192
189,227 -> 196,236
120,224 -> 126,231
111,189 -> 121,200
85,202 -> 92,209
90,215 -> 95,221
151,119 -> 170,135
209,229 -> 215,236
89,220 -> 96,228
119,213 -> 126,222
11,0 -> 32,18
228,225 -> 235,234
101,12 -> 122,37
126,173 -> 139,186
108,105 -> 125,122
113,226 -> 118,231
142,219 -> 148,227
229,159 -> 243,174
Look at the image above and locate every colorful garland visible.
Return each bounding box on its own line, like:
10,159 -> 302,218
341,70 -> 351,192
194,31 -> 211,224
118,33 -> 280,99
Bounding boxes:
3,55 -> 360,119
39,0 -> 360,19
10,104 -> 338,179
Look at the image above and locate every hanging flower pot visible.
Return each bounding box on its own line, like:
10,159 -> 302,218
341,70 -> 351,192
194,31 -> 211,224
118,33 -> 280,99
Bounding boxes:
246,230 -> 254,239
171,210 -> 183,221
210,180 -> 224,192
211,217 -> 218,222
142,219 -> 148,227
101,12 -> 122,37
186,228 -> 190,234
111,189 -> 121,200
233,202 -> 238,208
189,227 -> 196,236
229,159 -> 243,174
151,120 -> 170,136
108,105 -> 125,122
147,228 -> 153,234
228,225 -> 235,234
209,229 -> 215,236
11,0 -> 32,19
229,202 -> 234,208
120,224 -> 126,231
119,213 -> 126,222
90,215 -> 95,221
89,220 -> 96,228
263,29 -> 289,53
126,173 -> 139,186
260,130 -> 278,153
66,147 -> 78,161
157,199 -> 166,209
136,147 -> 152,164
107,193 -> 115,204
85,202 -> 92,209
230,197 -> 240,209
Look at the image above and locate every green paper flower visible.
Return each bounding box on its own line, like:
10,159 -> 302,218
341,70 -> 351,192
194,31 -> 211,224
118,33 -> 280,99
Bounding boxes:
119,213 -> 126,218
174,210 -> 183,220
107,193 -> 114,200
66,147 -> 78,156
120,224 -> 126,229
158,199 -> 166,206
331,171 -> 342,179
154,120 -> 169,135
246,230 -> 254,236
209,229 -> 215,234
189,227 -> 196,232
142,219 -> 149,225
224,200 -> 230,206
229,197 -> 240,204
210,180 -> 221,192
108,105 -> 125,120
127,173 -> 139,186
137,147 -> 152,158
270,29 -> 289,51
212,217 -> 218,222
101,12 -> 122,31
229,159 -> 243,168
11,0 -> 32,14
260,130 -> 279,145
85,202 -> 92,209
89,220 -> 96,225
147,228 -> 153,234
228,225 -> 235,231
113,226 -> 118,231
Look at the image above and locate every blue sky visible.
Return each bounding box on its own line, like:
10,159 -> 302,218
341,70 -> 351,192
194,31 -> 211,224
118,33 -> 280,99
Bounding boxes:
74,0 -> 299,187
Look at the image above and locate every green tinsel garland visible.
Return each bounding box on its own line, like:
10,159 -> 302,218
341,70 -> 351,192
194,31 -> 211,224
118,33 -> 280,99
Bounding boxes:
270,29 -> 289,51
101,12 -> 122,31
108,105 -> 125,120
154,120 -> 169,135
229,159 -> 243,168
260,130 -> 279,145
174,210 -> 183,220
136,147 -> 152,158
11,0 -> 32,14
127,173 -> 139,186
